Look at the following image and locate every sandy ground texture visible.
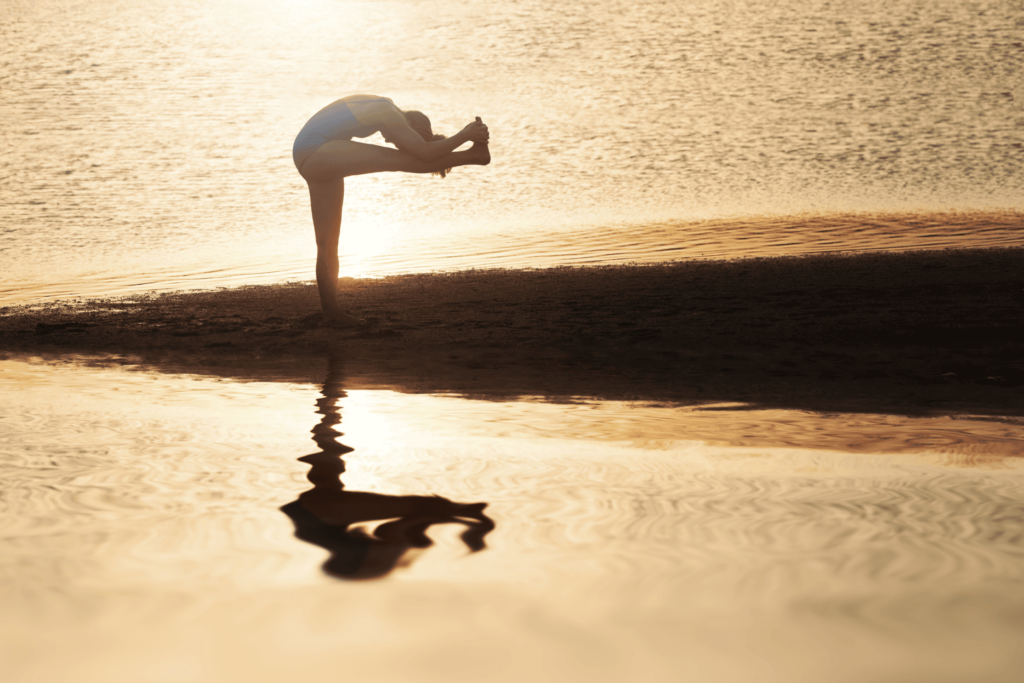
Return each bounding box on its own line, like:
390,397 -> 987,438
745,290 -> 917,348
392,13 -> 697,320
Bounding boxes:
2,248 -> 1022,417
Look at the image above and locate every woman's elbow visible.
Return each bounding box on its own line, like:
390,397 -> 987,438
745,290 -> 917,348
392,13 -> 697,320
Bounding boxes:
392,139 -> 434,161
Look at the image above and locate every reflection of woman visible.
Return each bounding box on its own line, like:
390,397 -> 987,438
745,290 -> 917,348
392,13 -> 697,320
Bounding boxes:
281,490 -> 492,580
292,95 -> 491,327
280,356 -> 494,580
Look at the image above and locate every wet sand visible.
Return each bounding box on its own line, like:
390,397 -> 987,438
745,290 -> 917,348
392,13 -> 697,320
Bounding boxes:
2,247 -> 1022,416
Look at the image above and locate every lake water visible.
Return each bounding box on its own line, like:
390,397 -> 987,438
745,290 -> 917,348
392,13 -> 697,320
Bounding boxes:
2,356 -> 1024,682
2,0 -> 1022,304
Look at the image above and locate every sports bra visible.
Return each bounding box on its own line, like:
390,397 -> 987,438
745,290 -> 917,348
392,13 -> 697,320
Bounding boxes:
297,96 -> 394,143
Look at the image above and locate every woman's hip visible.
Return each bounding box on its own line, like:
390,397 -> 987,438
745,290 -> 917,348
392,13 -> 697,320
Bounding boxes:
293,131 -> 330,176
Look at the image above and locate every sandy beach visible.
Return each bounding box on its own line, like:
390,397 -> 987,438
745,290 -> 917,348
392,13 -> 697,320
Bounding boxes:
2,247 -> 1021,417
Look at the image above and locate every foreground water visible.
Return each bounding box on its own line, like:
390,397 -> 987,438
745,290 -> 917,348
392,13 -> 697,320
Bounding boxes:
2,356 -> 1024,682
2,0 -> 1022,304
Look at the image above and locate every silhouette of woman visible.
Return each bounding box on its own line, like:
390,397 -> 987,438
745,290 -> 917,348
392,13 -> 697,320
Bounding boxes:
292,95 -> 491,327
280,355 -> 494,580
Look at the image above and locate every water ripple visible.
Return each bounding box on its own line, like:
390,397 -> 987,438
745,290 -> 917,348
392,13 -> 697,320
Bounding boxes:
4,357 -> 1024,680
2,0 -> 1021,304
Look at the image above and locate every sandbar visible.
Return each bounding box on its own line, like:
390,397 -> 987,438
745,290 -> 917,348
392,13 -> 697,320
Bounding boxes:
1,248 -> 1021,417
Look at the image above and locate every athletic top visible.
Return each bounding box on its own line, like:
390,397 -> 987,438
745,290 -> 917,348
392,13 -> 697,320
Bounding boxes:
292,96 -> 394,173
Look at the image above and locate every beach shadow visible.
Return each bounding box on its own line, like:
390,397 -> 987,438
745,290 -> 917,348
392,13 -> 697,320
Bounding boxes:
280,353 -> 494,580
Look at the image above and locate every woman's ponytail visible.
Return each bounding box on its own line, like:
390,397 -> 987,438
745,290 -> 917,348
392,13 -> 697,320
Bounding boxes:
431,133 -> 452,178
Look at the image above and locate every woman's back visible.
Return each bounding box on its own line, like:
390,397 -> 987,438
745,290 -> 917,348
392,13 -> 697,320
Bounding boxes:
295,97 -> 384,143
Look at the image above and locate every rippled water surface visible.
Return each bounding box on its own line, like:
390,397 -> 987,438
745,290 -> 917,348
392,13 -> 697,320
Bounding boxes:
3,356 -> 1024,682
1,0 -> 1021,303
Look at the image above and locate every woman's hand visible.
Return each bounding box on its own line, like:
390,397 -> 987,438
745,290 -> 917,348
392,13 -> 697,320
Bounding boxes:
461,117 -> 489,144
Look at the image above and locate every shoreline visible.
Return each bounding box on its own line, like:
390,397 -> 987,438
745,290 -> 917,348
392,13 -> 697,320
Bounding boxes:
2,247 -> 1022,417
4,209 -> 1022,309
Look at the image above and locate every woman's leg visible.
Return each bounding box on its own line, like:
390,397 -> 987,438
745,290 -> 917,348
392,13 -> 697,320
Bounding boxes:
300,139 -> 489,183
300,139 -> 489,325
306,177 -> 365,326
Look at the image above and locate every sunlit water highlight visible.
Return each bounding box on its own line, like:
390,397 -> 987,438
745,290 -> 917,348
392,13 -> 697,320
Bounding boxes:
1,0 -> 1021,304
2,357 -> 1024,682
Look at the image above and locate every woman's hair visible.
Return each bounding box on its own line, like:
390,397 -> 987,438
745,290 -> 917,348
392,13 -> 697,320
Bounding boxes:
404,110 -> 452,178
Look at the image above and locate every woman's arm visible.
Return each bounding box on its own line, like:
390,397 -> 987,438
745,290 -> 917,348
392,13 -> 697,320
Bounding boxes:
375,107 -> 488,161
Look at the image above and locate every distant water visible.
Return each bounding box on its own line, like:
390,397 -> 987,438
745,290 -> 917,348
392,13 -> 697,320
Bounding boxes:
3,357 -> 1024,682
1,0 -> 1021,304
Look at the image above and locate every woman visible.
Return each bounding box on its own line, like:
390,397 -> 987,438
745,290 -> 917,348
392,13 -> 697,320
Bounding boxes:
293,95 -> 491,327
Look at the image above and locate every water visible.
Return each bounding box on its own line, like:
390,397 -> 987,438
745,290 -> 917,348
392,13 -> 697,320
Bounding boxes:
3,356 -> 1024,682
2,0 -> 1022,304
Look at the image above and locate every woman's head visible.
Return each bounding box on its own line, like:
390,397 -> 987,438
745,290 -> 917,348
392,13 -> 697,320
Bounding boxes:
403,110 -> 451,178
402,110 -> 433,141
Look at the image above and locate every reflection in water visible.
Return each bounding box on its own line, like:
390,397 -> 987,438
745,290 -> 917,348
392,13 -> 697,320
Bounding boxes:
280,357 -> 494,579
4,357 -> 1024,681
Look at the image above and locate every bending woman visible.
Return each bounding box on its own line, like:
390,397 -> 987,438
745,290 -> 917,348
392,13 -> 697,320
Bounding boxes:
292,95 -> 491,327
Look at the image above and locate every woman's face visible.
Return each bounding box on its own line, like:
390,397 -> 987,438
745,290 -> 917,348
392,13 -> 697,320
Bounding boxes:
410,123 -> 431,141
404,111 -> 433,141
382,112 -> 432,146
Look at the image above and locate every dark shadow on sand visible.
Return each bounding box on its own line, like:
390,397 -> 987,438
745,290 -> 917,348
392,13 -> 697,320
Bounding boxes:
2,249 -> 1022,417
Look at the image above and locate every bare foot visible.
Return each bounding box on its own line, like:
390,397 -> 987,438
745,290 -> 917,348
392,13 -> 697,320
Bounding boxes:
471,140 -> 491,166
323,311 -> 366,328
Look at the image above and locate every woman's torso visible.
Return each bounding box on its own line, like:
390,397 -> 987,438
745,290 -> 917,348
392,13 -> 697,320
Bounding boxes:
292,95 -> 397,172
296,95 -> 395,142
